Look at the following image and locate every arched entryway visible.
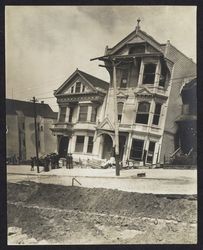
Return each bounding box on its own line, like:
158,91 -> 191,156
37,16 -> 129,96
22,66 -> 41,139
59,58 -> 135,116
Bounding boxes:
58,136 -> 69,158
102,134 -> 113,160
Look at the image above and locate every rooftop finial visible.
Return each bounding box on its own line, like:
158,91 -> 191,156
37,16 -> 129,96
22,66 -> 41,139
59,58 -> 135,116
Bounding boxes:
136,18 -> 141,30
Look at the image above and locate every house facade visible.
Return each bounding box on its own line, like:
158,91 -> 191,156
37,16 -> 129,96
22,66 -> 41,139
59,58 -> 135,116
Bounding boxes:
6,99 -> 57,162
52,24 -> 196,166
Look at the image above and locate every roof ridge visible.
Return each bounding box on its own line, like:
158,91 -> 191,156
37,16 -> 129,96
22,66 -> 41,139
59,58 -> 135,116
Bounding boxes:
78,69 -> 109,85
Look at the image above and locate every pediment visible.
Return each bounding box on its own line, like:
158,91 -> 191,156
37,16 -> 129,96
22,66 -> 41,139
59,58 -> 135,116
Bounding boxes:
55,70 -> 97,96
108,29 -> 163,56
97,117 -> 114,131
135,87 -> 154,96
127,35 -> 145,44
117,91 -> 129,100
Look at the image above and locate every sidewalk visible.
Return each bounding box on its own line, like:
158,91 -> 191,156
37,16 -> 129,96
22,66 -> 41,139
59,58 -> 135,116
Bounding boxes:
7,165 -> 197,194
7,164 -> 197,180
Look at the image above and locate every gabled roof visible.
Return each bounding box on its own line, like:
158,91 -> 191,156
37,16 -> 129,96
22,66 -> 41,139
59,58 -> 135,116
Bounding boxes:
54,69 -> 109,95
106,28 -> 165,56
6,99 -> 57,119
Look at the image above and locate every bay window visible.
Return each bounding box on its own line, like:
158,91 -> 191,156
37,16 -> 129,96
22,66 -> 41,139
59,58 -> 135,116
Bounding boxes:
152,103 -> 162,125
130,139 -> 144,161
135,102 -> 150,124
59,107 -> 66,122
79,106 -> 88,122
75,136 -> 85,152
143,63 -> 156,85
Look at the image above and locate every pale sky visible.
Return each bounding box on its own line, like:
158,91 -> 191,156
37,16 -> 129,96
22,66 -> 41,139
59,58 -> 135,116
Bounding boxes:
5,6 -> 196,111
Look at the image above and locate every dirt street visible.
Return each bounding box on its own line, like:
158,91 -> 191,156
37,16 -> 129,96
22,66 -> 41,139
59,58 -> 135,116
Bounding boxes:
7,181 -> 197,244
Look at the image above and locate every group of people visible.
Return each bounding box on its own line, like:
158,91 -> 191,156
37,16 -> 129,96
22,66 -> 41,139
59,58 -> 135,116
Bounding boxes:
30,153 -> 74,171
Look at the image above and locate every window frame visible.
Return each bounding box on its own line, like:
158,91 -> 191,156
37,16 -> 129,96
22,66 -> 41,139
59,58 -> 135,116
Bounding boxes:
78,105 -> 88,122
135,102 -> 150,125
75,82 -> 81,93
152,103 -> 162,126
87,136 -> 94,153
59,107 -> 67,123
120,68 -> 129,88
91,106 -> 97,123
146,141 -> 156,163
142,63 -> 156,85
117,102 -> 124,122
130,139 -> 144,161
75,136 -> 85,152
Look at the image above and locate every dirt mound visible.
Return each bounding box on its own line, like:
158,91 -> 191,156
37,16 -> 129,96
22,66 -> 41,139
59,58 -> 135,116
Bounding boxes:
7,181 -> 197,223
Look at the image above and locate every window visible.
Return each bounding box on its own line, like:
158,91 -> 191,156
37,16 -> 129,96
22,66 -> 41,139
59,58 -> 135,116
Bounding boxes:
79,106 -> 88,122
152,103 -> 162,125
143,63 -> 156,84
159,63 -> 167,87
40,126 -> 43,131
91,107 -> 97,122
82,85 -> 85,92
87,136 -> 94,153
130,139 -> 144,161
75,82 -> 81,93
59,107 -> 66,122
22,122 -> 25,130
75,136 -> 85,152
120,69 -> 128,88
69,107 -> 73,123
147,141 -> 156,163
117,102 -> 124,122
71,86 -> 74,93
135,102 -> 150,124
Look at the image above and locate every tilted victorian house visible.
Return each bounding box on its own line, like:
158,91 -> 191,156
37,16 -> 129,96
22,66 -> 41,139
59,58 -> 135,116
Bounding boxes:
52,22 -> 196,166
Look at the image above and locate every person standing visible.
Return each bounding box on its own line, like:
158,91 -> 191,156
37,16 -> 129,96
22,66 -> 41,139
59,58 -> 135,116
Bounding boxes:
30,157 -> 34,171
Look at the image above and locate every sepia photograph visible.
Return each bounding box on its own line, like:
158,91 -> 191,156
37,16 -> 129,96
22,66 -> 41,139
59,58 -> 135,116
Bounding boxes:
5,5 -> 197,245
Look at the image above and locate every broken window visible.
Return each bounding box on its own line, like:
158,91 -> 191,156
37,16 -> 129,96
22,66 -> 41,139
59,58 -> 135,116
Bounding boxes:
159,63 -> 167,87
143,63 -> 156,85
152,103 -> 162,125
147,141 -> 156,163
120,69 -> 128,88
75,82 -> 81,93
117,102 -> 124,122
130,139 -> 144,161
91,107 -> 97,122
135,102 -> 150,124
79,105 -> 88,122
75,136 -> 85,152
87,136 -> 94,153
59,107 -> 66,122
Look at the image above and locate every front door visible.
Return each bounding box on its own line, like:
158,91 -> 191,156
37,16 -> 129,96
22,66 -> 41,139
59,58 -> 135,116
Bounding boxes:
102,134 -> 113,160
58,136 -> 69,158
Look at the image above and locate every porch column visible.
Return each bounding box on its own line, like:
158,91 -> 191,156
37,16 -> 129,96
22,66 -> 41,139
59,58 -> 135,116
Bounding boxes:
138,59 -> 144,86
154,59 -> 161,87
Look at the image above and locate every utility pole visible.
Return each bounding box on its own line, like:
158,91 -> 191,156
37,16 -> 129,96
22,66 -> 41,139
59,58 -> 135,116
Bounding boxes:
31,96 -> 39,173
112,60 -> 120,176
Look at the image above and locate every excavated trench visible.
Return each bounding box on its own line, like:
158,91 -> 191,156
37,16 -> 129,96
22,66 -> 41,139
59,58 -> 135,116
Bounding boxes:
7,181 -> 197,244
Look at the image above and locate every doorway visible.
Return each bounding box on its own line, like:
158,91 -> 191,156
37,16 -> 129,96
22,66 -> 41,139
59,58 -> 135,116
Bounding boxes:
58,136 -> 69,158
102,134 -> 113,160
119,135 -> 127,161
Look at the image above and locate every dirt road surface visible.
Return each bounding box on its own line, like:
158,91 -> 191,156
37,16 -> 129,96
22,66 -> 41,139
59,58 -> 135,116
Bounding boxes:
7,166 -> 197,194
7,181 -> 197,244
